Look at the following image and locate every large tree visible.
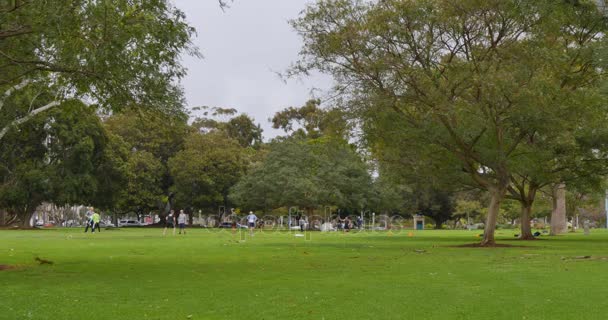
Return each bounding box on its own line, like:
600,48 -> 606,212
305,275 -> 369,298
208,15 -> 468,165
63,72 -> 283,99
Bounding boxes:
168,131 -> 249,215
104,109 -> 191,216
230,137 -> 372,215
0,0 -> 197,141
0,100 -> 117,226
291,0 -> 607,245
115,150 -> 165,220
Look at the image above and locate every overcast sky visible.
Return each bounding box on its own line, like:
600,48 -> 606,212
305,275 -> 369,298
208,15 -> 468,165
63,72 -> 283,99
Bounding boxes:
173,0 -> 333,139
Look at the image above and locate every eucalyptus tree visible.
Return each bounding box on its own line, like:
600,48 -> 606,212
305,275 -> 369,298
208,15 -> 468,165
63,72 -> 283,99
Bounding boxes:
191,107 -> 263,148
272,99 -> 351,140
291,0 -> 608,245
0,0 -> 198,142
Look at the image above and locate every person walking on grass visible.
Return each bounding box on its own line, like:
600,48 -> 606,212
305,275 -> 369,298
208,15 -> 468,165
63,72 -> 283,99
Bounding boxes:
164,210 -> 176,236
247,211 -> 257,236
91,210 -> 101,233
84,207 -> 94,233
178,210 -> 187,235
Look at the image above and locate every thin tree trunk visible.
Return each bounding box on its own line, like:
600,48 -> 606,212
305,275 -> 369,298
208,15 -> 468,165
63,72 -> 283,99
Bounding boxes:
519,203 -> 535,240
481,188 -> 505,246
550,183 -> 568,235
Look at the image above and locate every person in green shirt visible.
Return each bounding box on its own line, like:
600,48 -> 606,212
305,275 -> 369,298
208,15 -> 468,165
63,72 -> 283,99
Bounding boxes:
91,211 -> 101,233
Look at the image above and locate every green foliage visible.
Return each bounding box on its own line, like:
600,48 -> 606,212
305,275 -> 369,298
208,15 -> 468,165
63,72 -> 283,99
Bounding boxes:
230,137 -> 372,212
191,107 -> 263,148
0,0 -> 197,112
168,131 -> 248,212
272,99 -> 351,140
104,109 -> 191,165
415,188 -> 454,229
368,176 -> 412,215
453,199 -> 483,222
104,108 -> 191,209
116,150 -> 165,215
0,100 -> 117,224
225,114 -> 264,148
92,132 -> 130,211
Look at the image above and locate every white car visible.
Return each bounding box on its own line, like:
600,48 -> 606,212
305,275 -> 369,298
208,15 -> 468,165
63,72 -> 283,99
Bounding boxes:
118,220 -> 142,227
100,221 -> 116,228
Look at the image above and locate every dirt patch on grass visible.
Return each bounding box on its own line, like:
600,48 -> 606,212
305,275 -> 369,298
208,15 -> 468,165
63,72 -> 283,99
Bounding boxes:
561,256 -> 608,261
0,226 -> 49,230
451,243 -> 529,248
0,264 -> 16,271
500,238 -> 548,242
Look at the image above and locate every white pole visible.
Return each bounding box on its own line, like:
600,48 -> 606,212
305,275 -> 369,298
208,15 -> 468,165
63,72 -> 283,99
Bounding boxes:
372,212 -> 375,230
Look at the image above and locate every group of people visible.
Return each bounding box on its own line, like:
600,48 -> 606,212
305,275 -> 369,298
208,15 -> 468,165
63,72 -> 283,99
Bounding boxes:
163,209 -> 189,236
337,216 -> 363,232
84,207 -> 101,233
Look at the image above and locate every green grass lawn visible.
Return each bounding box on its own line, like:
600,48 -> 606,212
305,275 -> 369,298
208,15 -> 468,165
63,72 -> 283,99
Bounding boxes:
1,228 -> 608,320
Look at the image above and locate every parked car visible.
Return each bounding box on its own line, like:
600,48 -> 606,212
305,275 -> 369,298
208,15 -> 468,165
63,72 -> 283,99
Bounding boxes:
100,221 -> 116,228
118,220 -> 142,227
62,220 -> 81,227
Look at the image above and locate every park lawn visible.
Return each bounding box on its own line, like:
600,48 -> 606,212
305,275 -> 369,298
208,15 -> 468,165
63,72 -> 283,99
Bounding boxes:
1,228 -> 607,320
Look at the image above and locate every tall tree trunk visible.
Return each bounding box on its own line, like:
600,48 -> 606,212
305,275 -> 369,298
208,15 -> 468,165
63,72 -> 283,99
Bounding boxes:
519,203 -> 535,240
550,183 -> 568,235
20,210 -> 33,228
481,188 -> 505,246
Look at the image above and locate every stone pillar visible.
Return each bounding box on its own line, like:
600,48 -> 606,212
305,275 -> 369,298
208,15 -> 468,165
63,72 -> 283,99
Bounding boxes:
550,183 -> 568,235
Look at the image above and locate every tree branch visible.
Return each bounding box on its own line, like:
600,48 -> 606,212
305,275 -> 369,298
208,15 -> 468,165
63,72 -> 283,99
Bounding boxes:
0,100 -> 60,141
0,78 -> 31,113
0,26 -> 33,39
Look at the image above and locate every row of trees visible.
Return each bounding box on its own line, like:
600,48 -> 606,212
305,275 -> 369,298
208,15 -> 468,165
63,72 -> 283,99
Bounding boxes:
0,0 -> 412,228
0,92 -> 487,229
3,1 -> 608,248
3,95 -> 600,230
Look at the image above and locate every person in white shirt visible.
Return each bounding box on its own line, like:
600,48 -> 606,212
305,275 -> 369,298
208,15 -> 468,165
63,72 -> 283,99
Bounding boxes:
246,211 -> 257,236
178,210 -> 188,235
84,207 -> 94,233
